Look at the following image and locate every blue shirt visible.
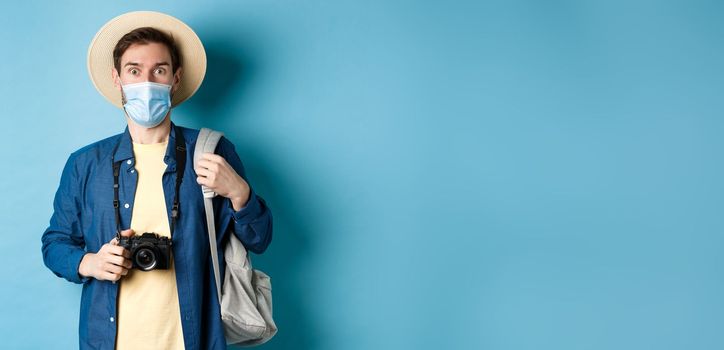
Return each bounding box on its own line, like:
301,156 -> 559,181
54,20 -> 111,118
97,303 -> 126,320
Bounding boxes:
41,122 -> 273,349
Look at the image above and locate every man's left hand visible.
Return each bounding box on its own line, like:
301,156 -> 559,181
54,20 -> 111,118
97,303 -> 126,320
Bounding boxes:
195,153 -> 250,211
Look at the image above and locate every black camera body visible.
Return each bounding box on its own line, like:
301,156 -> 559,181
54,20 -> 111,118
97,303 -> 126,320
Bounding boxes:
118,233 -> 172,271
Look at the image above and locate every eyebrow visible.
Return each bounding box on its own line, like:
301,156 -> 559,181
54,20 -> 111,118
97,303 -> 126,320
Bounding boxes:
123,61 -> 170,68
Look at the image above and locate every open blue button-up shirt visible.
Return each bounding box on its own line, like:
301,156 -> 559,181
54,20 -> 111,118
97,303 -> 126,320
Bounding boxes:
41,122 -> 273,349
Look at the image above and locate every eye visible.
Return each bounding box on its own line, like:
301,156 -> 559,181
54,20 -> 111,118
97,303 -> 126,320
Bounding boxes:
155,68 -> 166,75
129,68 -> 139,75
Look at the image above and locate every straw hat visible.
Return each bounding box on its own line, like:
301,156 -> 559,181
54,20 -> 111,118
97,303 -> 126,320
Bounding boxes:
87,11 -> 207,108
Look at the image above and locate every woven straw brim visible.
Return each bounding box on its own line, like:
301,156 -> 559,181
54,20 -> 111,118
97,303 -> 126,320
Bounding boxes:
87,11 -> 206,109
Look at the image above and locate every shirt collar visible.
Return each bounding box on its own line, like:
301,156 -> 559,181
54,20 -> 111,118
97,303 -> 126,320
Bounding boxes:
112,121 -> 179,169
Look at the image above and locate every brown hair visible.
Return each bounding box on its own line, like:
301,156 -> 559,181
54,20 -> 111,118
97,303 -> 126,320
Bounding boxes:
112,27 -> 182,74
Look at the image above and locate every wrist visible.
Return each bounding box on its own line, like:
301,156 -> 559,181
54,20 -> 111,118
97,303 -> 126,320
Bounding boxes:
230,191 -> 250,211
78,253 -> 93,278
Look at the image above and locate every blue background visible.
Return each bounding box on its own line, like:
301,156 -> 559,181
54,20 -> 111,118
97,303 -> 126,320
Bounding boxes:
1,1 -> 723,349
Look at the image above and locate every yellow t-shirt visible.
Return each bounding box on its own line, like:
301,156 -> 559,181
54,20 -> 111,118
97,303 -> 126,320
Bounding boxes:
116,140 -> 185,350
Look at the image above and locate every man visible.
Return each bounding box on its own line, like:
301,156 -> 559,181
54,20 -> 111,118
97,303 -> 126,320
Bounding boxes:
41,11 -> 272,350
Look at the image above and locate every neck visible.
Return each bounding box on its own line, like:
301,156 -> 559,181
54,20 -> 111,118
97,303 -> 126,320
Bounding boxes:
127,115 -> 172,144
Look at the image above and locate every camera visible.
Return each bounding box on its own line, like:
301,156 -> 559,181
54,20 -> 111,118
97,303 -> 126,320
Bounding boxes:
118,233 -> 172,271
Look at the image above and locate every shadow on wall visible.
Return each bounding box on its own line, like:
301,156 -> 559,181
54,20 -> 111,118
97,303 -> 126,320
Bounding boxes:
185,37 -> 249,117
185,36 -> 320,349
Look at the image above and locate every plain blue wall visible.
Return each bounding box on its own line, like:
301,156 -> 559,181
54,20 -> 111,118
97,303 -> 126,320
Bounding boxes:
1,0 -> 723,349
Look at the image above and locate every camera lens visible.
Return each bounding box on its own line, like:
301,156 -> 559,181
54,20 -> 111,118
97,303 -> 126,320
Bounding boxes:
135,247 -> 157,271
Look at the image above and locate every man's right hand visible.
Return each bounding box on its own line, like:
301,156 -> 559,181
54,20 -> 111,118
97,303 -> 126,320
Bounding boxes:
78,229 -> 135,282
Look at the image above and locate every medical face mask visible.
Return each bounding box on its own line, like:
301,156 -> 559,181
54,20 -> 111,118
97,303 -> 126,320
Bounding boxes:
120,81 -> 172,128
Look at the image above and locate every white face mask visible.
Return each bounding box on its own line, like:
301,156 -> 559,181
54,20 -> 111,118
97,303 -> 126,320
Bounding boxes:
120,81 -> 172,128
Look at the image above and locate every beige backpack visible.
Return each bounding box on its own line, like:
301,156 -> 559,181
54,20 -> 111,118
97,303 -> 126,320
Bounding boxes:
194,128 -> 277,346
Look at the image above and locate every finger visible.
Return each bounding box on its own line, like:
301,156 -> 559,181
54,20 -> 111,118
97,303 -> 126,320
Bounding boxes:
109,237 -> 119,245
114,255 -> 133,269
102,244 -> 114,255
196,176 -> 212,187
120,229 -> 135,237
195,166 -> 215,179
105,263 -> 123,275
103,271 -> 121,282
106,244 -> 126,256
107,245 -> 131,259
101,272 -> 112,281
107,254 -> 127,267
197,158 -> 220,172
200,153 -> 225,163
110,264 -> 129,276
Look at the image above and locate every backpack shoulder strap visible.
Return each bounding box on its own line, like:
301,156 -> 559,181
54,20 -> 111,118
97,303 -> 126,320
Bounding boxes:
194,127 -> 225,304
194,128 -> 225,198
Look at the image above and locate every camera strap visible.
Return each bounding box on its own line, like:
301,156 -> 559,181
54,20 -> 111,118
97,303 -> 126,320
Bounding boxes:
112,125 -> 186,241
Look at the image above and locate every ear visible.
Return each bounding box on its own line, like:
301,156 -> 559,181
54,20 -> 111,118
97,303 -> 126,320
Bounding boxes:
112,68 -> 127,105
111,68 -> 121,90
171,67 -> 183,94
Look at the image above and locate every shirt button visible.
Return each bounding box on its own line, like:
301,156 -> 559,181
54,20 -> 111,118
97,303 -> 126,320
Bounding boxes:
126,160 -> 132,165
124,203 -> 130,209
110,317 -> 114,322
130,169 -> 135,173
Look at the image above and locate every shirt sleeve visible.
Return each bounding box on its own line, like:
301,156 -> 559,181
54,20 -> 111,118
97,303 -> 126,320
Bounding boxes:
215,136 -> 273,254
41,152 -> 90,284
